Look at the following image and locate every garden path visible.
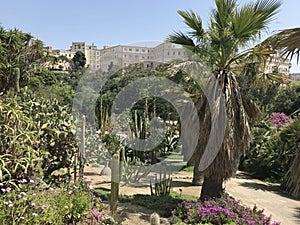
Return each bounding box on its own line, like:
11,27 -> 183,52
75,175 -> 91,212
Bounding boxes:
84,166 -> 300,225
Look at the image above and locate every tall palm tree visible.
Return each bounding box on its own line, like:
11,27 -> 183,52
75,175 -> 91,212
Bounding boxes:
0,27 -> 45,93
168,0 -> 281,200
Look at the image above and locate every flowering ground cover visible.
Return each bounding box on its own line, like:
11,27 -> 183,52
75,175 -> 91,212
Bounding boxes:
171,195 -> 280,225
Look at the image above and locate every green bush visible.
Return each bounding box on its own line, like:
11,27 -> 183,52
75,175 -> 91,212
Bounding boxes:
0,178 -> 116,225
0,96 -> 45,185
0,91 -> 78,185
241,115 -> 300,197
16,91 -> 78,179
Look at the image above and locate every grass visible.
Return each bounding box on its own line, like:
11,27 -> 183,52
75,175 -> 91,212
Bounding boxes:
120,191 -> 198,216
180,165 -> 194,172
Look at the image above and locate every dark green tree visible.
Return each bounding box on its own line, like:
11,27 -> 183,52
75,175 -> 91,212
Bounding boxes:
72,51 -> 86,71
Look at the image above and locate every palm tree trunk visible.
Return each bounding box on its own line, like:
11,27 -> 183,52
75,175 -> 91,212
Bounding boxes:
200,175 -> 223,201
192,161 -> 203,185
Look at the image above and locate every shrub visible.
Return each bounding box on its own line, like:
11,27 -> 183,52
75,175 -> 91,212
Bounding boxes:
0,178 -> 116,225
0,97 -> 45,186
171,195 -> 280,225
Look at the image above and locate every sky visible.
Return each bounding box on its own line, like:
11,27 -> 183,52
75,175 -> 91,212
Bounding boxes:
1,0 -> 299,72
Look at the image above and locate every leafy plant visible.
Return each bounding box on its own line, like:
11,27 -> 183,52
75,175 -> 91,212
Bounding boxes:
0,96 -> 44,186
0,178 -> 116,225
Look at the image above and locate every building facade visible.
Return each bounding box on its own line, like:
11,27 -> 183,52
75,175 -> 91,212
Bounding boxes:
48,42 -> 293,75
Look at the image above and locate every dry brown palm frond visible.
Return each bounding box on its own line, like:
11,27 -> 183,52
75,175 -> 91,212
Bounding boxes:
284,142 -> 300,198
191,71 -> 252,183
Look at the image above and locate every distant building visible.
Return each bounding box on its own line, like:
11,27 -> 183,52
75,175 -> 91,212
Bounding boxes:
70,42 -> 101,70
44,47 -> 75,71
264,56 -> 291,75
290,73 -> 300,82
70,41 -> 187,71
47,42 -> 293,75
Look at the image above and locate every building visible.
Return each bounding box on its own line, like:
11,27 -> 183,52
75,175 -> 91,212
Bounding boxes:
44,47 -> 75,71
290,73 -> 300,82
264,56 -> 291,75
70,42 -> 101,70
47,42 -> 293,75
70,41 -> 187,71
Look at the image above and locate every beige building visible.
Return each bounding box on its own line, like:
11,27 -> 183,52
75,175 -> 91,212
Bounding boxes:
98,42 -> 187,71
51,42 -> 292,75
70,42 -> 101,69
264,56 -> 291,75
44,47 -> 75,71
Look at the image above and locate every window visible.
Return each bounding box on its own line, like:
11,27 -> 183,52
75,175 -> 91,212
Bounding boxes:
142,49 -> 145,52
136,48 -> 139,52
129,48 -> 132,51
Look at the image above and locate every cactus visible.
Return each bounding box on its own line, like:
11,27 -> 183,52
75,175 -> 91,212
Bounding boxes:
150,163 -> 172,196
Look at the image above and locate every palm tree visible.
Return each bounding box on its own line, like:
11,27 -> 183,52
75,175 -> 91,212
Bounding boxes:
168,0 -> 281,200
0,27 -> 45,93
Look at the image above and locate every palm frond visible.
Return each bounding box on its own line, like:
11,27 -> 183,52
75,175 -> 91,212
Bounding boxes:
265,28 -> 300,63
167,31 -> 197,53
211,0 -> 237,30
231,0 -> 281,45
177,10 -> 205,40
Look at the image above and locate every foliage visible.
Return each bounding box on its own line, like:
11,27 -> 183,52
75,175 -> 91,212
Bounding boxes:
270,84 -> 300,115
119,192 -> 198,217
241,114 -> 300,197
15,91 -> 78,179
149,161 -> 173,196
72,51 -> 86,72
0,26 -> 45,94
28,69 -> 76,106
278,116 -> 300,197
171,195 -> 280,225
0,178 -> 117,225
0,97 -> 44,185
0,91 -> 78,184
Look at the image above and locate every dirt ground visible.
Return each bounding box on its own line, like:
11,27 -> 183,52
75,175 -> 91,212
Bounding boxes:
84,166 -> 300,225
84,166 -> 197,225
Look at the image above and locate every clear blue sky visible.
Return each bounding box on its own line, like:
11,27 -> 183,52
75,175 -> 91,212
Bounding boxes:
1,0 -> 299,72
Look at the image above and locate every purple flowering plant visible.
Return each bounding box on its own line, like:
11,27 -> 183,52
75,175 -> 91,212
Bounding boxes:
171,195 -> 280,225
269,112 -> 290,128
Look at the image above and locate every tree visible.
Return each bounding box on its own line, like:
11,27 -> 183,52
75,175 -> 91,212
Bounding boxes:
168,0 -> 281,200
0,26 -> 45,93
72,51 -> 86,71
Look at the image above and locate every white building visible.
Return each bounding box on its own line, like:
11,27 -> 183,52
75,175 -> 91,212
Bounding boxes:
70,42 -> 187,71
